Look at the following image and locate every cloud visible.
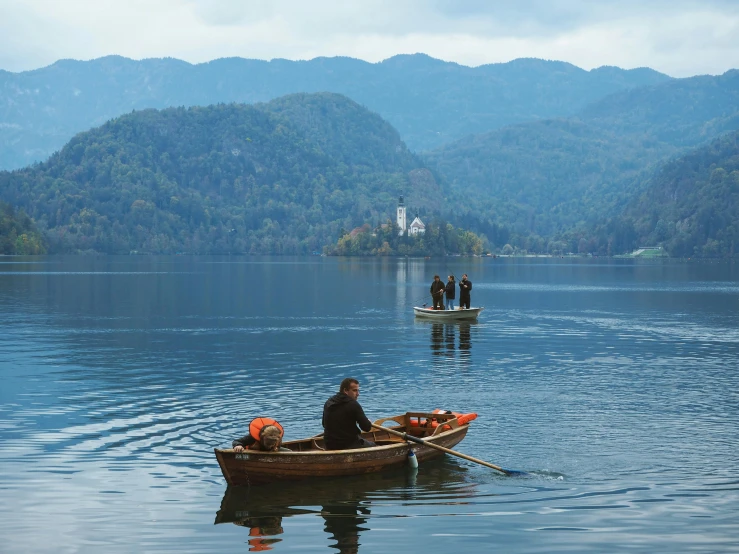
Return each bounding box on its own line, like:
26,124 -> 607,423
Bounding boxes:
0,0 -> 738,76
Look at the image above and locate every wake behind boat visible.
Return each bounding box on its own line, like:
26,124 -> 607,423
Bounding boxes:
413,306 -> 483,320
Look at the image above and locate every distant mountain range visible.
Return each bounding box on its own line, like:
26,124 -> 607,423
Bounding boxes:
0,54 -> 669,170
1,54 -> 738,257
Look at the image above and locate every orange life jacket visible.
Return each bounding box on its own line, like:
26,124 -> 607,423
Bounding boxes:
456,413 -> 477,425
249,417 -> 284,443
409,410 -> 477,429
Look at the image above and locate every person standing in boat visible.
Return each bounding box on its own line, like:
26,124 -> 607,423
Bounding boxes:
430,274 -> 445,310
322,378 -> 375,450
445,275 -> 456,310
459,274 -> 472,309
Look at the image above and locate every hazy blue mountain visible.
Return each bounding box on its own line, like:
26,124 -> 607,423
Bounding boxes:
425,70 -> 739,239
0,54 -> 670,170
0,93 -> 446,254
605,130 -> 739,257
580,70 -> 739,146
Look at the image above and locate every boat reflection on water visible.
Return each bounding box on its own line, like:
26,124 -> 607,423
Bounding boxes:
425,321 -> 476,364
216,459 -> 477,552
231,514 -> 285,551
322,500 -> 370,554
459,323 -> 471,356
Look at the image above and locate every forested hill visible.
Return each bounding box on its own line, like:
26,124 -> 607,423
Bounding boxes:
606,131 -> 739,257
0,93 -> 440,254
424,70 -> 739,243
0,54 -> 670,170
0,202 -> 46,254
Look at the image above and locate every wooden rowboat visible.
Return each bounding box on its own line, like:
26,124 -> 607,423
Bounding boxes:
214,412 -> 470,486
413,306 -> 483,320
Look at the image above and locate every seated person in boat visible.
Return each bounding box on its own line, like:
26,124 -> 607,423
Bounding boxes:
232,417 -> 288,452
322,378 -> 376,450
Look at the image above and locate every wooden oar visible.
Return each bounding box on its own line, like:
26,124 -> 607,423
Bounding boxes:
371,423 -> 527,476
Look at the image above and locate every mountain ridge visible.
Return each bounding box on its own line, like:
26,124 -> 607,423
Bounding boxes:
0,53 -> 671,170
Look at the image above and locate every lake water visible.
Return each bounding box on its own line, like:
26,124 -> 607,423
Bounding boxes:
1,256 -> 738,553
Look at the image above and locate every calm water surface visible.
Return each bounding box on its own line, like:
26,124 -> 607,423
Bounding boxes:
1,256 -> 738,553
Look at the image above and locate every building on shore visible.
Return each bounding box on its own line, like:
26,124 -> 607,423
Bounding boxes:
397,196 -> 425,236
409,214 -> 426,235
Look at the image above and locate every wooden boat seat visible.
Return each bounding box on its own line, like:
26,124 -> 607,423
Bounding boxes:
373,439 -> 402,446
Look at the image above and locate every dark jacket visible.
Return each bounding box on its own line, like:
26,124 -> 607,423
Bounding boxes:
445,281 -> 456,299
232,434 -> 256,449
322,392 -> 372,450
459,278 -> 472,301
430,279 -> 445,297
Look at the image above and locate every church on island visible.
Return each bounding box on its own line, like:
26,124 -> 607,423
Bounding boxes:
396,196 -> 425,236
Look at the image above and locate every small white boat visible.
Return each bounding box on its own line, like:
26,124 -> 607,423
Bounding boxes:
413,306 -> 483,320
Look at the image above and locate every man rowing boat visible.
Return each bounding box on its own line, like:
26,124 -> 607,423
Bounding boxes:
322,378 -> 375,450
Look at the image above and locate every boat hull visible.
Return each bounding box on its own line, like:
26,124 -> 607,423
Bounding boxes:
215,418 -> 469,486
413,307 -> 483,320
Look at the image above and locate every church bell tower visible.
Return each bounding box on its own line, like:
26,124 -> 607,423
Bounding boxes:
396,195 -> 407,236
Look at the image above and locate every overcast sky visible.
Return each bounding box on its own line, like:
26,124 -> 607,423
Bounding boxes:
1,0 -> 738,77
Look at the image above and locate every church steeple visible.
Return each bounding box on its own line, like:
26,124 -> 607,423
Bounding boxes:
396,195 -> 407,236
